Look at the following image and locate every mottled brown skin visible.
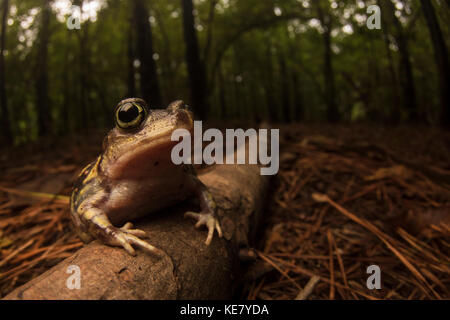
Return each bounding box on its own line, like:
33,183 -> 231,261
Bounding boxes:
70,98 -> 222,256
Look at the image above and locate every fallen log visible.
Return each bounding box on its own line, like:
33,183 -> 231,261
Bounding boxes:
3,163 -> 270,300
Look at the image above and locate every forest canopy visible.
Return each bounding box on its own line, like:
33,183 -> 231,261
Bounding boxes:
0,0 -> 448,145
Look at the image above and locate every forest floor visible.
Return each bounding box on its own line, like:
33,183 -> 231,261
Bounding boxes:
0,124 -> 449,299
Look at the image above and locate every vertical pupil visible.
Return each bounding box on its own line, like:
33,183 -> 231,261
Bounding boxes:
119,104 -> 140,123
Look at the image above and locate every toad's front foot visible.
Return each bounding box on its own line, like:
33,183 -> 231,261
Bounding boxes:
104,222 -> 162,256
184,212 -> 223,245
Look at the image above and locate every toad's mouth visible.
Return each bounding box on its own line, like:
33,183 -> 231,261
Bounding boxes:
106,127 -> 192,179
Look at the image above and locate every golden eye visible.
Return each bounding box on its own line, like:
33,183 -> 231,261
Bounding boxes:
115,102 -> 147,130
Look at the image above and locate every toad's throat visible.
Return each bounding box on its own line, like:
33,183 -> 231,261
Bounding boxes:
105,131 -> 188,179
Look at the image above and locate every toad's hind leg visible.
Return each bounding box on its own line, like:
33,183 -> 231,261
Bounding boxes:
184,172 -> 223,245
78,208 -> 162,256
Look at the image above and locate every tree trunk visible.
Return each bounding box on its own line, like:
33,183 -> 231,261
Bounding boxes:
181,0 -> 208,119
127,13 -> 136,98
381,24 -> 401,123
62,31 -> 72,135
317,0 -> 338,123
151,4 -> 173,102
218,63 -> 227,118
79,16 -> 91,129
0,0 -> 12,144
286,32 -> 303,122
265,39 -> 278,122
279,53 -> 291,123
35,0 -> 52,136
291,72 -> 303,122
133,0 -> 161,106
71,0 -> 86,131
379,0 -> 418,122
420,0 -> 450,127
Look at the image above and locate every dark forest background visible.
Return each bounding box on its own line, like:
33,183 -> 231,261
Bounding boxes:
0,0 -> 449,145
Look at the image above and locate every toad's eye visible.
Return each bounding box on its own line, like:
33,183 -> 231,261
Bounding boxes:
115,102 -> 147,130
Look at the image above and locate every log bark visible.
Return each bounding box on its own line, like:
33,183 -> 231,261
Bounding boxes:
3,163 -> 270,300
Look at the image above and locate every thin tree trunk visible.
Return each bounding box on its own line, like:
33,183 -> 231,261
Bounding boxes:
232,48 -> 240,119
203,0 -> 218,65
72,0 -> 100,130
71,0 -> 84,132
265,40 -> 278,122
292,72 -> 303,122
379,0 -> 418,122
75,2 -> 95,130
279,53 -> 291,123
133,0 -> 161,106
286,31 -> 303,122
317,0 -> 338,123
127,13 -> 136,98
80,22 -> 91,128
217,63 -> 227,118
365,32 -> 379,122
181,0 -> 208,119
323,30 -> 338,122
0,0 -> 12,143
420,0 -> 450,127
151,4 -> 173,102
381,24 -> 401,123
62,31 -> 72,134
35,0 -> 52,136
397,33 -> 417,121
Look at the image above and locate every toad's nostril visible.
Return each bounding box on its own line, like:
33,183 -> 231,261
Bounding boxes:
167,100 -> 186,112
